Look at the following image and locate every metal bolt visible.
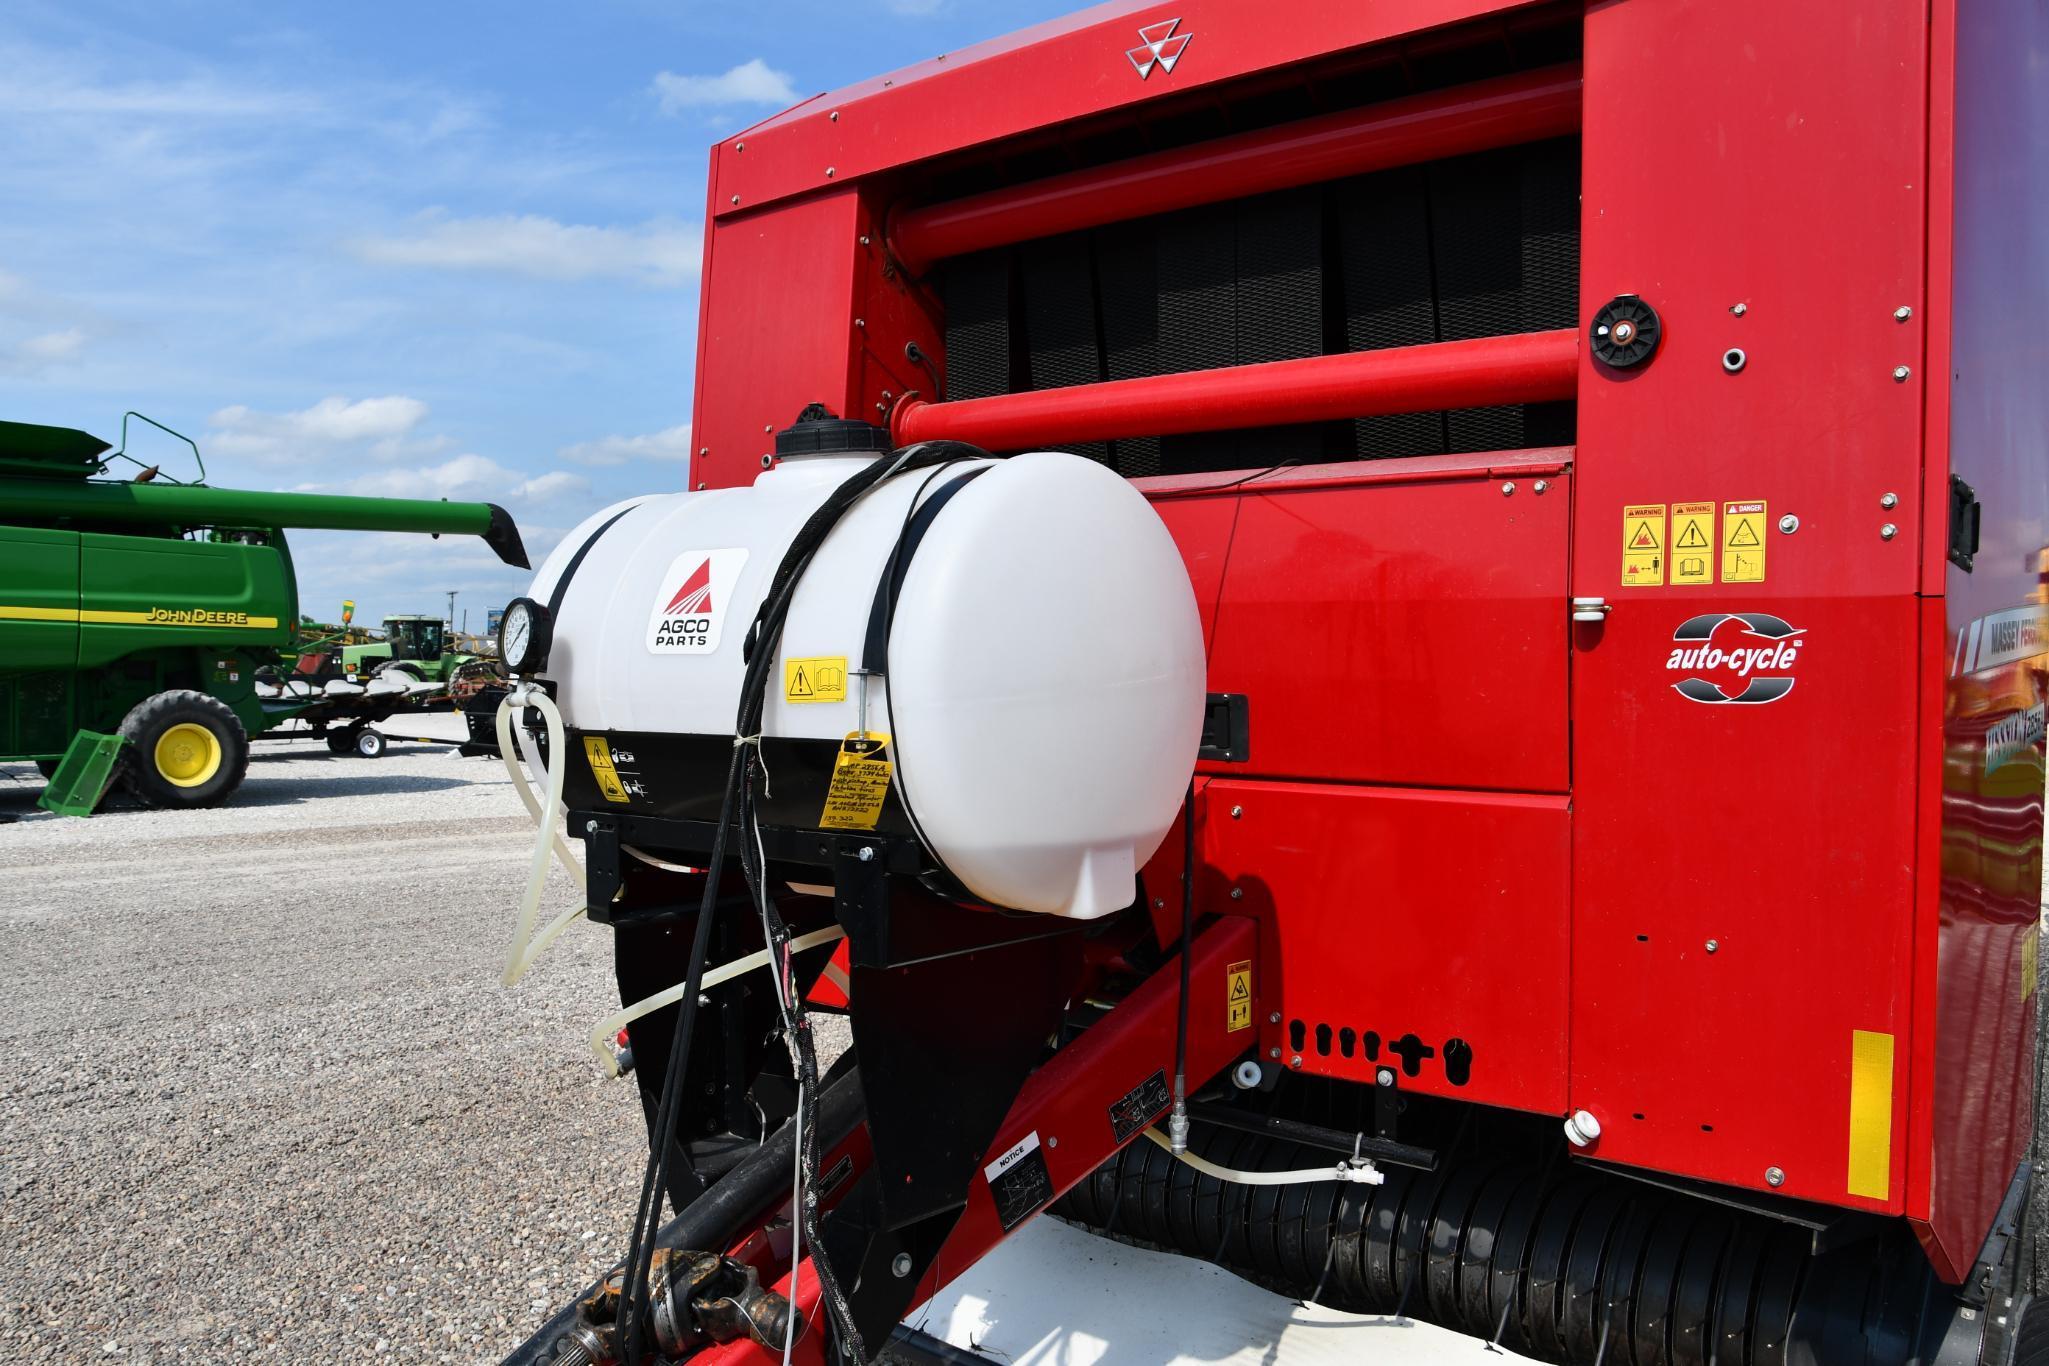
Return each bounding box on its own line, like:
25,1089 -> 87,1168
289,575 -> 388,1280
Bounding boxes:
1376,1067 -> 1397,1087
1230,805 -> 1243,819
695,482 -> 707,491
1893,365 -> 1912,382
1706,939 -> 1719,953
1730,302 -> 1748,316
730,194 -> 740,205
859,235 -> 870,246
1269,1047 -> 1282,1060
1269,1011 -> 1281,1024
734,141 -> 745,152
1778,514 -> 1799,534
1722,347 -> 1748,374
1895,305 -> 1913,322
1881,523 -> 1899,540
1534,479 -> 1549,494
1765,1167 -> 1786,1187
891,1253 -> 912,1278
854,317 -> 865,329
585,820 -> 598,834
1501,481 -> 1516,496
825,166 -> 837,178
1289,1054 -> 1303,1069
1880,491 -> 1899,509
858,846 -> 875,862
829,110 -> 840,122
1229,886 -> 1244,900
1047,1135 -> 1057,1148
1153,898 -> 1165,909
765,423 -> 774,433
698,446 -> 710,457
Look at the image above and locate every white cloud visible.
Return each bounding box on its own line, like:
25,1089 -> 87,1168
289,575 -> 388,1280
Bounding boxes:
350,212 -> 701,288
333,452 -> 588,505
559,422 -> 693,467
651,59 -> 799,113
206,395 -> 432,461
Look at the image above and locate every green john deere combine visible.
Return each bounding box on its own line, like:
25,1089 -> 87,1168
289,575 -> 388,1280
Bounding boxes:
0,415 -> 528,813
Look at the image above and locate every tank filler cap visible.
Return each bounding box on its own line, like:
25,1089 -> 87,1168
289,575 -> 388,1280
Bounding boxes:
773,403 -> 893,461
1563,1109 -> 1603,1148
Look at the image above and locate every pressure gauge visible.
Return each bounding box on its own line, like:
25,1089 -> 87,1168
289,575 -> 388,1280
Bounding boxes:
499,597 -> 552,675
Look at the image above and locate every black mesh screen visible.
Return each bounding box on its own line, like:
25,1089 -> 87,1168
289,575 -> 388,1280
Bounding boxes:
937,135 -> 1581,477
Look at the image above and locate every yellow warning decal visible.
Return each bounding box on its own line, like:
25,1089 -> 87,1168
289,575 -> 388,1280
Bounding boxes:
1671,502 -> 1716,585
819,732 -> 892,831
1622,504 -> 1667,587
1723,500 -> 1768,583
583,736 -> 631,805
784,656 -> 848,705
1847,1029 -> 1895,1200
1226,960 -> 1253,1033
2023,931 -> 2038,1005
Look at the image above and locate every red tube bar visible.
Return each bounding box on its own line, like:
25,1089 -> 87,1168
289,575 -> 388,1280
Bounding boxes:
891,329 -> 1581,450
888,64 -> 1582,274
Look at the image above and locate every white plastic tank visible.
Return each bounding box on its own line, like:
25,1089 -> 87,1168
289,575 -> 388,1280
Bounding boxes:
526,437 -> 1205,919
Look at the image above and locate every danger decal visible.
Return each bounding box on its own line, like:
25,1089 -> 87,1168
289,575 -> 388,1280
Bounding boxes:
1666,613 -> 1805,704
647,548 -> 748,654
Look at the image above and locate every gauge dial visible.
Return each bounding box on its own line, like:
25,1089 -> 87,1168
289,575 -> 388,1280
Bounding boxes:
498,597 -> 551,675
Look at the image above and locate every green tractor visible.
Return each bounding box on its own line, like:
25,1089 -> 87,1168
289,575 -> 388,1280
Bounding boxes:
0,414 -> 528,812
340,614 -> 488,686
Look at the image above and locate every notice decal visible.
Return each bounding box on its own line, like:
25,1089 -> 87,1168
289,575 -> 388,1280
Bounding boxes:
647,548 -> 748,654
1666,612 -> 1805,704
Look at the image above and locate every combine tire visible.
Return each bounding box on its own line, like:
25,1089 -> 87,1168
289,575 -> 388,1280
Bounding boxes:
118,690 -> 250,809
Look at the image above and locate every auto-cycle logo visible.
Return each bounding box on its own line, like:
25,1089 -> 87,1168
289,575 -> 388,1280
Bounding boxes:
647,547 -> 748,654
1666,612 -> 1805,704
1127,19 -> 1191,79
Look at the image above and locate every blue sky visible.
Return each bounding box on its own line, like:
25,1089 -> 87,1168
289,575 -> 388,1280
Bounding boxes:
0,0 -> 1071,633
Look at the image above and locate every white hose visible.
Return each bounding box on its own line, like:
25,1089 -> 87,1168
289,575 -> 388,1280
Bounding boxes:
1141,1127 -> 1385,1186
497,686 -> 588,987
589,924 -> 847,1076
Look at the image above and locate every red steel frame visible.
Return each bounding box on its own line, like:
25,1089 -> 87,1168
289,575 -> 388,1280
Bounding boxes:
680,0 -> 2049,1311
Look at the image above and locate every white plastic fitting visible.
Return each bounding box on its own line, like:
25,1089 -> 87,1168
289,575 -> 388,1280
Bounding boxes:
1564,1109 -> 1603,1148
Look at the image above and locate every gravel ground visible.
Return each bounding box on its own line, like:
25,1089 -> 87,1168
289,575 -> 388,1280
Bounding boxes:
0,716 -> 653,1362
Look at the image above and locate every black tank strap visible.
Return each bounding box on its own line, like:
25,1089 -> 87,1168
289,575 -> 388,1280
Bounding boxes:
860,467 -> 988,675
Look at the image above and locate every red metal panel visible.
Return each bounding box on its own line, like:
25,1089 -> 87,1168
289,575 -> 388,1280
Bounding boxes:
1204,779 -> 1570,1115
1570,0 -> 1929,1212
691,192 -> 864,492
888,65 -> 1581,273
1173,458 -> 1569,793
891,329 -> 1578,451
713,0 -> 1558,218
1911,0 -> 2049,1281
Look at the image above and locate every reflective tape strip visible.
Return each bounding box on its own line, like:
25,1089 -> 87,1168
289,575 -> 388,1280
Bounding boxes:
1847,1029 -> 1895,1200
0,605 -> 279,629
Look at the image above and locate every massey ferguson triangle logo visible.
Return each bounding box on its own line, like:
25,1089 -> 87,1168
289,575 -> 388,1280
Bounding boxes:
663,559 -> 713,616
1127,19 -> 1191,79
648,548 -> 747,655
1666,613 -> 1806,704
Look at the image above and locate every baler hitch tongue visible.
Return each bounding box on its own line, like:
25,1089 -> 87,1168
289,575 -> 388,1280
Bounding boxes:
560,1249 -> 802,1364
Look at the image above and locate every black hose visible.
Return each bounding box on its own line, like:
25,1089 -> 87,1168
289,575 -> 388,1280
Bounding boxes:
619,441 -> 987,1365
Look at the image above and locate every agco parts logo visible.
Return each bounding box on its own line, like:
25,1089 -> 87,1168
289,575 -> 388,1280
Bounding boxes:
1666,613 -> 1806,704
647,548 -> 748,654
1127,18 -> 1191,79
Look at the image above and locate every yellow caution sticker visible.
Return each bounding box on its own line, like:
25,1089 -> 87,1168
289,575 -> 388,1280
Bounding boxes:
1622,504 -> 1667,587
1723,500 -> 1767,583
819,732 -> 893,831
1226,960 -> 1253,1033
2023,930 -> 2038,1005
1846,1029 -> 1895,1200
1671,502 -> 1716,585
583,736 -> 631,805
784,656 -> 848,705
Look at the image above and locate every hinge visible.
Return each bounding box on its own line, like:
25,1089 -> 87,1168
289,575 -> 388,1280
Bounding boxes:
1571,597 -> 1612,623
1949,475 -> 1981,571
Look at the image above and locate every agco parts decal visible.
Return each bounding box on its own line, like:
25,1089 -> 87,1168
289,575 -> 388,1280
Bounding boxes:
1126,18 -> 1190,79
647,548 -> 747,654
1666,613 -> 1805,704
